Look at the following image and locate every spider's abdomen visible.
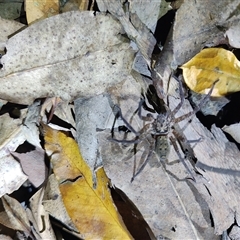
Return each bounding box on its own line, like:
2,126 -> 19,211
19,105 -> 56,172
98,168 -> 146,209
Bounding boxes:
155,136 -> 170,162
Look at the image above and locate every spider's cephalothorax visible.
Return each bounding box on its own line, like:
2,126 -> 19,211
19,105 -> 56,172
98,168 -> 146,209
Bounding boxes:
152,112 -> 171,136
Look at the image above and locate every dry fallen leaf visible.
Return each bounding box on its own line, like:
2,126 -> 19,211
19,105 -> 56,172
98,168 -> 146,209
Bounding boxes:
43,174 -> 79,233
62,0 -> 90,12
222,123 -> 240,144
99,0 -> 156,66
225,22 -> 240,48
97,78 -> 215,239
167,94 -> 240,235
0,195 -> 31,237
181,48 -> 240,96
0,17 -> 24,51
0,155 -> 28,197
0,1 -> 23,20
11,147 -> 47,188
0,113 -> 26,157
26,188 -> 56,240
0,11 -> 135,105
43,124 -> 133,239
25,0 -> 59,24
173,0 -> 240,65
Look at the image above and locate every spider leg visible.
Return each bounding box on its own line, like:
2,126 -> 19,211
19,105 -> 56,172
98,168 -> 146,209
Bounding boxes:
131,136 -> 155,182
151,69 -> 165,100
174,79 -> 219,124
169,135 -> 196,181
138,99 -> 155,122
111,105 -> 139,137
172,125 -> 198,167
166,75 -> 186,122
110,105 -> 154,144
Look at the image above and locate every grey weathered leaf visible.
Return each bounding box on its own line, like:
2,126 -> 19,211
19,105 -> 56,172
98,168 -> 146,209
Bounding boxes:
173,0 -> 240,65
12,147 -> 47,188
222,124 -> 240,144
98,0 -> 156,66
225,22 -> 240,48
0,17 -> 25,51
26,188 -> 56,239
0,155 -> 27,197
168,92 -> 240,235
0,195 -> 31,233
0,11 -> 135,104
97,80 -> 216,239
129,0 -> 171,32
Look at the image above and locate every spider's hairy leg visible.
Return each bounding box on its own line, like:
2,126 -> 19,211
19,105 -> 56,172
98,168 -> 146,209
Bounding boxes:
131,136 -> 156,182
167,75 -> 186,121
138,98 -> 155,122
151,69 -> 165,100
111,105 -> 139,138
110,105 -> 152,144
169,135 -> 196,181
174,79 -> 219,123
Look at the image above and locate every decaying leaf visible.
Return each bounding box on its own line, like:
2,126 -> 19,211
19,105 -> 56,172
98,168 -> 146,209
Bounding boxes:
0,113 -> 26,157
43,174 -> 79,233
225,22 -> 240,48
0,1 -> 23,20
173,0 -> 240,66
43,124 -> 133,239
181,48 -> 240,96
62,0 -> 91,12
0,11 -> 135,105
25,0 -> 59,24
98,81 -> 215,239
0,17 -> 24,51
98,0 -> 156,66
0,106 -> 42,196
0,195 -> 31,236
0,155 -> 28,197
167,94 -> 240,235
222,123 -> 240,144
11,147 -> 47,188
128,0 -> 171,32
26,188 -> 56,239
189,91 -> 229,116
22,100 -> 42,148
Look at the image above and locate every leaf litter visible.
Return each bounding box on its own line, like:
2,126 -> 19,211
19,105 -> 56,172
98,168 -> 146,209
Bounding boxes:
0,0 -> 240,239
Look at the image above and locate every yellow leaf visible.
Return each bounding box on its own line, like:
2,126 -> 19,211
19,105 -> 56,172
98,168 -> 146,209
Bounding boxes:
25,0 -> 59,24
180,48 -> 240,96
42,124 -> 133,240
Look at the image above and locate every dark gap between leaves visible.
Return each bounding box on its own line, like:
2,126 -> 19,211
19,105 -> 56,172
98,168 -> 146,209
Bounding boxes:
110,186 -> 155,240
0,102 -> 28,118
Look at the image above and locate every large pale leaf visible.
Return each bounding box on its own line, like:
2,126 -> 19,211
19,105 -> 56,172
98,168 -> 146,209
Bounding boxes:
97,78 -> 215,239
43,124 -> 133,239
0,11 -> 135,104
181,48 -> 240,96
0,17 -> 24,51
167,90 -> 240,235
